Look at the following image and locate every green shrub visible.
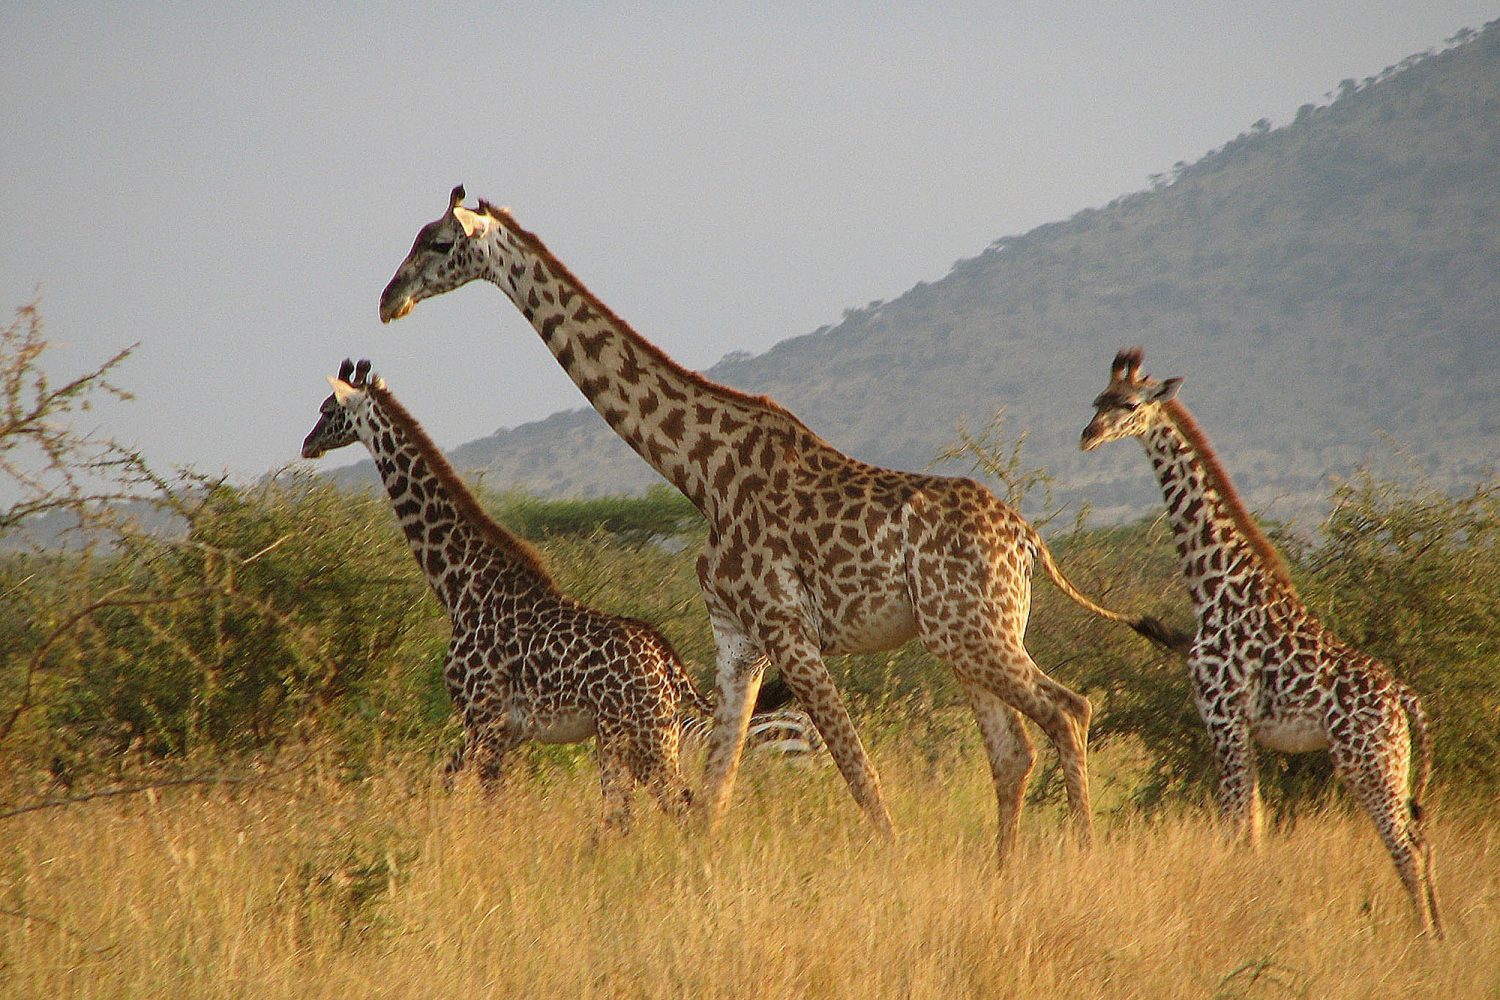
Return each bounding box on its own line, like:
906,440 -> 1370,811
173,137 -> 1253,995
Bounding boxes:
45,473 -> 443,765
488,483 -> 702,546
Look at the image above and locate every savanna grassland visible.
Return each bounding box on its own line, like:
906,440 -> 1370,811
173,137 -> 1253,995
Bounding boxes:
4,305 -> 1499,996
4,748 -> 1500,999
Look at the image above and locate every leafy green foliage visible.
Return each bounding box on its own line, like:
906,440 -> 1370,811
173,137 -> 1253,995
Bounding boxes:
44,474 -> 441,765
488,483 -> 702,546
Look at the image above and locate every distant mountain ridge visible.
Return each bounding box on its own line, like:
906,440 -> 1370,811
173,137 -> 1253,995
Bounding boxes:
330,22 -> 1500,525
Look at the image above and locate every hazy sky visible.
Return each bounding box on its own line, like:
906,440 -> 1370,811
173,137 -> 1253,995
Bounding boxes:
3,3 -> 1494,497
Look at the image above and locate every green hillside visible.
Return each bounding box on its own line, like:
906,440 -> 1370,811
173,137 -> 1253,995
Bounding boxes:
339,22 -> 1500,522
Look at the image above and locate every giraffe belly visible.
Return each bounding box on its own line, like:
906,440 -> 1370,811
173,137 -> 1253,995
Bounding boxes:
515,708 -> 597,744
823,597 -> 918,654
1252,715 -> 1329,753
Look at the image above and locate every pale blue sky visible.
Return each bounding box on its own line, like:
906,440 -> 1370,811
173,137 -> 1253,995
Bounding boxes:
2,3 -> 1494,496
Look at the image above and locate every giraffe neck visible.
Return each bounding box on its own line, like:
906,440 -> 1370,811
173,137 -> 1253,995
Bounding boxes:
473,211 -> 821,519
358,390 -> 555,616
1139,406 -> 1293,610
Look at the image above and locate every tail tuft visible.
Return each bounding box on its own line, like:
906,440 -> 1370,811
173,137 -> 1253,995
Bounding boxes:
1131,616 -> 1194,655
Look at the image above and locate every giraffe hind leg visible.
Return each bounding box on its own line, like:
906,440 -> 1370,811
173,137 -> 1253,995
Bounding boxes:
961,682 -> 1036,865
903,509 -> 1093,853
998,657 -> 1093,849
596,732 -> 636,835
1338,722 -> 1440,935
932,636 -> 1093,852
1333,736 -> 1440,937
628,725 -> 694,822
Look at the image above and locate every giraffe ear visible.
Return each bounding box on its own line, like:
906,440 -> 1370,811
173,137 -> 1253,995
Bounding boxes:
454,205 -> 486,238
1152,378 -> 1183,402
328,377 -> 361,406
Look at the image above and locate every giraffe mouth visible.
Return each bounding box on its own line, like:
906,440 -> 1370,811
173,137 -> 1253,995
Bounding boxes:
1080,417 -> 1113,451
380,297 -> 415,323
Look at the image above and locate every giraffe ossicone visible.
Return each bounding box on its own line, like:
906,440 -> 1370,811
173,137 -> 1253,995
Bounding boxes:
300,358 -> 798,832
1081,347 -> 1441,937
378,189 -> 1184,862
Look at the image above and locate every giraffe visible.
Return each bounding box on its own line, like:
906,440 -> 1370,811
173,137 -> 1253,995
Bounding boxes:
1080,347 -> 1441,936
377,186 -> 1182,860
299,358 -> 790,831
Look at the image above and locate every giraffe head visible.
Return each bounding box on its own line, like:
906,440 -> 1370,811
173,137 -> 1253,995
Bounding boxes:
1080,348 -> 1183,451
301,358 -> 385,459
379,185 -> 497,323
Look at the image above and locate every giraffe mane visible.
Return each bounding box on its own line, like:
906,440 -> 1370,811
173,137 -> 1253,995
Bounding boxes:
1161,399 -> 1298,595
475,199 -> 825,437
368,382 -> 558,591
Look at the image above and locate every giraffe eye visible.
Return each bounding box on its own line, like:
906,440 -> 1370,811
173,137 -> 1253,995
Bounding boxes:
428,240 -> 454,255
1122,401 -> 1140,412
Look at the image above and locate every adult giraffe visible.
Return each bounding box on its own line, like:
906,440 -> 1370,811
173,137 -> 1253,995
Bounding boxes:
379,186 -> 1179,858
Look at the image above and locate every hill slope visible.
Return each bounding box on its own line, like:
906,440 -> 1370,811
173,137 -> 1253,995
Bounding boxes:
334,23 -> 1500,523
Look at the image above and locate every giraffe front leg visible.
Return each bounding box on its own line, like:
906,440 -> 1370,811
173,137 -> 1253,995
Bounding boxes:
470,719 -> 522,796
1205,714 -> 1261,848
441,743 -> 468,790
698,620 -> 768,832
439,646 -> 472,789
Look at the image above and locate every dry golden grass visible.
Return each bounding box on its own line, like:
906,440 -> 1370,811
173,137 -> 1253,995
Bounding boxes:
2,751 -> 1496,999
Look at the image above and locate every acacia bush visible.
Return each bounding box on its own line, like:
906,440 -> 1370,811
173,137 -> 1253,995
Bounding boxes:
41,474 -> 442,768
2,474 -> 726,785
490,483 -> 701,546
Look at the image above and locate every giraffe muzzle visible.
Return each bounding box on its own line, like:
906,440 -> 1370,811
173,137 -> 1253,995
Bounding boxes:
379,295 -> 416,324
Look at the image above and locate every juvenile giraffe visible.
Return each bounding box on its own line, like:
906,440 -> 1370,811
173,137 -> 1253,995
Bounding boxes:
377,187 -> 1180,859
300,358 -> 788,831
1081,348 -> 1441,936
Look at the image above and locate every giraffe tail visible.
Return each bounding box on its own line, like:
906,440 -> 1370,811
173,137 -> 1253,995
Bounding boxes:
1395,680 -> 1434,824
676,669 -> 716,717
1029,530 -> 1194,655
